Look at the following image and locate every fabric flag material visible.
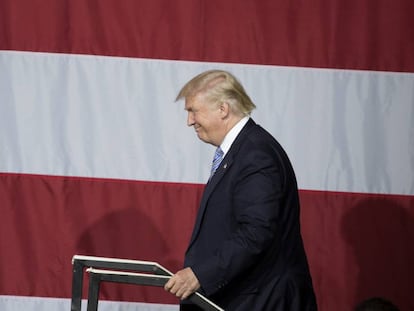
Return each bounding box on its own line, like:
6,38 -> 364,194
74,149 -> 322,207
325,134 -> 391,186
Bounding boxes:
1,1 -> 414,311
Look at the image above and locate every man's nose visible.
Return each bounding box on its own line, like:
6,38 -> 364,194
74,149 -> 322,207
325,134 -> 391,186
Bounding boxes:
187,113 -> 195,126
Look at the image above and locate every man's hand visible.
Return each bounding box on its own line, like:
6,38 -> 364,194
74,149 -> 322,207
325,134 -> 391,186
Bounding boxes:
164,267 -> 200,300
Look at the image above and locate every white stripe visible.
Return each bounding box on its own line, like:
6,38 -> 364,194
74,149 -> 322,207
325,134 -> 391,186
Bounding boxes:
1,50 -> 413,195
0,295 -> 178,311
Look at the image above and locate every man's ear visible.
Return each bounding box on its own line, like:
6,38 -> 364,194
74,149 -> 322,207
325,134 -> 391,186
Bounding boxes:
219,102 -> 230,118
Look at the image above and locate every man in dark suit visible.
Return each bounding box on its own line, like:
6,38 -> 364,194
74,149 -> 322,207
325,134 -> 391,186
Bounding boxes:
164,70 -> 317,310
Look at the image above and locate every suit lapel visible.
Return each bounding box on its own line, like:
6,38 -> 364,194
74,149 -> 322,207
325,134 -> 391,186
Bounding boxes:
186,119 -> 257,252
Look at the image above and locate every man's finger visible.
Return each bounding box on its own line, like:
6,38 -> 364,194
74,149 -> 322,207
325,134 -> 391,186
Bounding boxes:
164,278 -> 174,291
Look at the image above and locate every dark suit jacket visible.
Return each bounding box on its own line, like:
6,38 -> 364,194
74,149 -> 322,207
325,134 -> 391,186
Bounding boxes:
182,119 -> 317,311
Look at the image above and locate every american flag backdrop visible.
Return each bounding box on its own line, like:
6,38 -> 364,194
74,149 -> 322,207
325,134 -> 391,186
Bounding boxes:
1,1 -> 414,311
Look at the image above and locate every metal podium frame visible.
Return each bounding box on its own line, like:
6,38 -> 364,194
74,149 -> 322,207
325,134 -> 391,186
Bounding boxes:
71,255 -> 224,311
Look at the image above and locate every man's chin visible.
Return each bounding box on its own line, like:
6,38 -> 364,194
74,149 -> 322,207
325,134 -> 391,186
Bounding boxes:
197,135 -> 206,143
196,133 -> 209,144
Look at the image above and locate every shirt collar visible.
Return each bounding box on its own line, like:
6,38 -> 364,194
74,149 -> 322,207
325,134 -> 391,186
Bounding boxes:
220,116 -> 250,156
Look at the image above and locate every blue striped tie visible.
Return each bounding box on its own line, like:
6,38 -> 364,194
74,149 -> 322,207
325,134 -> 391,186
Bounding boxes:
211,147 -> 224,177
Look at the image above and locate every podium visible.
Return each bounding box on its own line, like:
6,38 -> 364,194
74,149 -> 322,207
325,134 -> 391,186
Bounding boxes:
71,255 -> 224,311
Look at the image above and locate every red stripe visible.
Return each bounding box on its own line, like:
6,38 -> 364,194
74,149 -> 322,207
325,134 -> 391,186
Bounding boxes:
300,190 -> 414,311
1,0 -> 413,72
1,173 -> 413,310
0,173 -> 203,304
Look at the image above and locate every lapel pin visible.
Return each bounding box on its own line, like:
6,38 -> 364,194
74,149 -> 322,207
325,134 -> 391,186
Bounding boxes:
223,163 -> 228,169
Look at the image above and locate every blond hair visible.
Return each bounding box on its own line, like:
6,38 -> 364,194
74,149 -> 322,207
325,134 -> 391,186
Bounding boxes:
176,70 -> 256,116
